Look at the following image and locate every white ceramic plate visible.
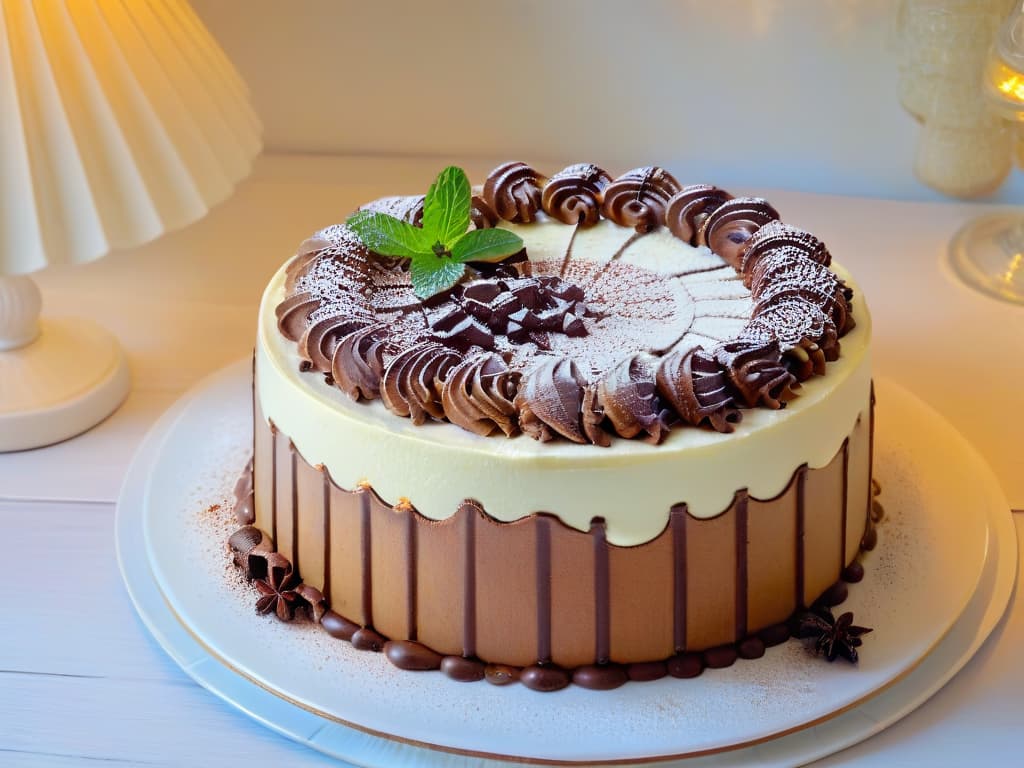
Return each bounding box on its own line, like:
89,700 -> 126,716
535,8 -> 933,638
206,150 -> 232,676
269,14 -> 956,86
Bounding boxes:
117,361 -> 1016,766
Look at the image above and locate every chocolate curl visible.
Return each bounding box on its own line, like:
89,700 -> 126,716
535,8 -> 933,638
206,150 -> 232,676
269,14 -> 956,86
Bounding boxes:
541,163 -> 612,226
665,185 -> 733,244
483,162 -> 546,223
601,166 -> 681,233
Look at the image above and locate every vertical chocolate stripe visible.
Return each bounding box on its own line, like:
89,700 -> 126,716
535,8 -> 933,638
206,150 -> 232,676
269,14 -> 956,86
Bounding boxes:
840,437 -> 850,569
360,490 -> 373,627
536,516 -> 552,663
463,505 -> 477,657
671,505 -> 688,652
321,470 -> 331,605
270,423 -> 278,547
558,222 -> 581,277
593,518 -> 610,664
406,510 -> 418,641
869,383 -> 876,515
290,443 -> 299,577
795,466 -> 807,609
735,492 -> 749,640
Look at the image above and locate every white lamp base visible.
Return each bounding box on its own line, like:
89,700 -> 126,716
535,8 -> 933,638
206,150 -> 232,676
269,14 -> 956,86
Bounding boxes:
0,299 -> 130,452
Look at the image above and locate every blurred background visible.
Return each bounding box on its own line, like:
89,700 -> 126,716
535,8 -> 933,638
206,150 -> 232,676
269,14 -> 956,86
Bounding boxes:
192,0 -> 1024,203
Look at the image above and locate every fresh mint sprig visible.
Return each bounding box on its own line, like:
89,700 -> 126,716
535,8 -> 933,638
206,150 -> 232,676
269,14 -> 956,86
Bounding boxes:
346,166 -> 524,299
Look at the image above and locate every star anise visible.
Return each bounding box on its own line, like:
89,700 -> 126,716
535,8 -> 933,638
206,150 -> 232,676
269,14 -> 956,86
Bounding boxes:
794,608 -> 872,663
253,552 -> 301,622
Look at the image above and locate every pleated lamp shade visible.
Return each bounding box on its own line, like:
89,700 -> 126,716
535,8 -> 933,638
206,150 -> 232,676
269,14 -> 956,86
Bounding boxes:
0,0 -> 261,450
1,0 -> 262,274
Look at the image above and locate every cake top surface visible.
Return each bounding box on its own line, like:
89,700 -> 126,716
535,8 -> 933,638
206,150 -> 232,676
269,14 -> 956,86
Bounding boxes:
275,162 -> 856,447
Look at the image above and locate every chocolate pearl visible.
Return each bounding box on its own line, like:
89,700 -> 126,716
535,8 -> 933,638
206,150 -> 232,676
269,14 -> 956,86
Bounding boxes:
737,636 -> 766,660
573,664 -> 628,691
757,623 -> 791,647
520,665 -> 570,692
667,653 -> 704,679
842,561 -> 865,583
484,664 -> 520,686
871,499 -> 885,522
861,525 -> 878,552
703,645 -> 739,669
351,627 -> 385,652
320,611 -> 359,641
818,581 -> 849,607
384,640 -> 442,671
627,661 -> 668,682
441,656 -> 485,682
234,494 -> 255,525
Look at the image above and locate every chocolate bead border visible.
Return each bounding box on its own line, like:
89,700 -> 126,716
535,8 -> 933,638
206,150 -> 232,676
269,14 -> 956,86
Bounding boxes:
229,465 -> 882,693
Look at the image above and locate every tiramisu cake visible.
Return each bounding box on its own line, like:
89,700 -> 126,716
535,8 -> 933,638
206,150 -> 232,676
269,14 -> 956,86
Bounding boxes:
228,162 -> 876,691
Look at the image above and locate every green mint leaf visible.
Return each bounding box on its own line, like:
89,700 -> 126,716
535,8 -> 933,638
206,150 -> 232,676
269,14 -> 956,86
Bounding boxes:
450,227 -> 524,263
346,210 -> 430,259
422,166 -> 471,246
409,256 -> 466,299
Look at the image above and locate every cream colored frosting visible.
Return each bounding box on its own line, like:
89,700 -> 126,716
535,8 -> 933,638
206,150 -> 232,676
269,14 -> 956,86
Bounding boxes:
256,220 -> 871,546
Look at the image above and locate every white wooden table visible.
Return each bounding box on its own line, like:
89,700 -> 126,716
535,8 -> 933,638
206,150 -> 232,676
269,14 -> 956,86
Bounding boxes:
3,155 -> 1022,767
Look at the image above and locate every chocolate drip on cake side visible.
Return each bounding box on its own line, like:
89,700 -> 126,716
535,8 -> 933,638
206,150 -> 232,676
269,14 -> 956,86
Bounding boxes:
840,437 -> 850,571
592,518 -> 611,664
536,515 -> 553,663
290,443 -> 300,577
734,492 -> 749,640
462,504 -> 478,658
270,423 -> 279,547
406,508 -> 418,641
360,489 -> 373,627
322,470 -> 332,604
671,506 -> 688,652
795,466 -> 808,609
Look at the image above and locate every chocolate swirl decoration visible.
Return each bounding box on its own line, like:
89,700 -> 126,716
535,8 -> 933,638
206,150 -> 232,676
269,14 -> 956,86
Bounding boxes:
381,342 -> 461,424
742,298 -> 838,381
583,355 -> 668,445
331,324 -> 387,400
275,292 -> 320,343
749,248 -> 854,337
739,221 -> 831,286
440,353 -> 521,436
697,197 -> 781,269
656,345 -> 741,433
665,185 -> 733,244
514,356 -> 587,443
541,164 -> 613,226
483,162 -> 546,223
299,309 -> 375,373
713,338 -> 798,410
600,166 -> 681,233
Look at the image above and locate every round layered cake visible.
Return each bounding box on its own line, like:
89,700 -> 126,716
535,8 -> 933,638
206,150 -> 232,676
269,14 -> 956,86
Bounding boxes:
231,162 -> 874,691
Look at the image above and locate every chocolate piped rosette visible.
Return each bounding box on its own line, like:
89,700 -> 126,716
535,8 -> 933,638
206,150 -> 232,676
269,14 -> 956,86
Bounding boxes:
241,162 -> 876,691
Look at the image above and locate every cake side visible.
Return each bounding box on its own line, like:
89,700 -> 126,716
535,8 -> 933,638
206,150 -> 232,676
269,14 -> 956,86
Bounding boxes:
256,253 -> 871,545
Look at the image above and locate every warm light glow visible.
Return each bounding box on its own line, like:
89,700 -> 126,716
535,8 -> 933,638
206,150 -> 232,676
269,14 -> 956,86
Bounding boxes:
993,62 -> 1024,102
985,55 -> 1024,119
